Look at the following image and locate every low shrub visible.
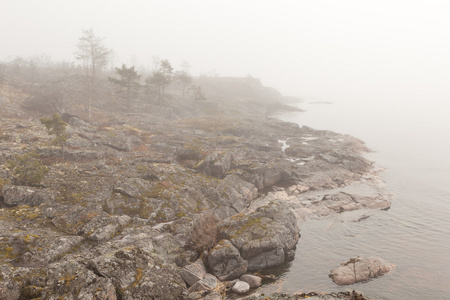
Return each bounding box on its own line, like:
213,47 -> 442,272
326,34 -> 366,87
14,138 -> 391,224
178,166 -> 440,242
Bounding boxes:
6,152 -> 49,186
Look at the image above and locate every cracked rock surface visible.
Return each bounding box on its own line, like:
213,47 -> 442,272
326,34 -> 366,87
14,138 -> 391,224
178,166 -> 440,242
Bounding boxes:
329,256 -> 394,285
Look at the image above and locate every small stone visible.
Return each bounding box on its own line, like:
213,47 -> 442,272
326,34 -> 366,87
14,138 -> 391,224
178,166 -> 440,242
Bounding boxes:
239,274 -> 262,288
232,280 -> 250,294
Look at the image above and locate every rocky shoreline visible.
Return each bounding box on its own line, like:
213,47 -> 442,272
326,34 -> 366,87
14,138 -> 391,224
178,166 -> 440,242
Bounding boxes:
0,82 -> 391,299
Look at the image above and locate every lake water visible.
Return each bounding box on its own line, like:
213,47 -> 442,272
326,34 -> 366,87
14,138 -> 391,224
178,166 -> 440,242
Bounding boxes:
262,98 -> 450,299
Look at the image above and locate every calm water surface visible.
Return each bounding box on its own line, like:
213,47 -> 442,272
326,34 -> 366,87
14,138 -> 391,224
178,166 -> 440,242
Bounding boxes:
263,99 -> 450,299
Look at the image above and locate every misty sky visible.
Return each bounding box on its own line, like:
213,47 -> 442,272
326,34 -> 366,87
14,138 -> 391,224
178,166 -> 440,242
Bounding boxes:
2,0 -> 450,102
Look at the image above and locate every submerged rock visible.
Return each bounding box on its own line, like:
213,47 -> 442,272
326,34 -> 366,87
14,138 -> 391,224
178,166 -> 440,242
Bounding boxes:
243,290 -> 369,299
329,256 -> 394,285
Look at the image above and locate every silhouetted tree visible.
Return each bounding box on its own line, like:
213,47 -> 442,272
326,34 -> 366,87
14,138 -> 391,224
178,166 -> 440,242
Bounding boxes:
75,28 -> 109,119
174,70 -> 192,100
109,64 -> 141,111
145,59 -> 173,103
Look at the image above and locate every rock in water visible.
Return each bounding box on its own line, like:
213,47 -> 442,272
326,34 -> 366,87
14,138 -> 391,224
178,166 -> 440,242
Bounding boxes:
329,256 -> 394,285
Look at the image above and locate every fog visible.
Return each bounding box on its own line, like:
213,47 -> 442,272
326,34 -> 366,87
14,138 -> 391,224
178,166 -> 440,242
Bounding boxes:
2,0 -> 450,104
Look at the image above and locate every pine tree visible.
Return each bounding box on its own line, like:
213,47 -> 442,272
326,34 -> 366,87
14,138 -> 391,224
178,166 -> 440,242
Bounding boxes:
109,64 -> 141,111
40,113 -> 69,158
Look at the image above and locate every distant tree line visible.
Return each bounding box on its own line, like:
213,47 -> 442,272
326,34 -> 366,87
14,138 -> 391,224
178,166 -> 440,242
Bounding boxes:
0,28 -> 206,117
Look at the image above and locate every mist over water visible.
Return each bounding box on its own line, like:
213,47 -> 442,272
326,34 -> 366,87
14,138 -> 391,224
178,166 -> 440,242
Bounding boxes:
269,92 -> 450,299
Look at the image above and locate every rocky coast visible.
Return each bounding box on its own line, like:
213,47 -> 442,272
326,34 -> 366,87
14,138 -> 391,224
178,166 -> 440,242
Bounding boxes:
0,79 -> 390,299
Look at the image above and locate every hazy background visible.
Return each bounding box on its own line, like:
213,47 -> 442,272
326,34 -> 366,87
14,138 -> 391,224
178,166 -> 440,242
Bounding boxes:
2,0 -> 450,103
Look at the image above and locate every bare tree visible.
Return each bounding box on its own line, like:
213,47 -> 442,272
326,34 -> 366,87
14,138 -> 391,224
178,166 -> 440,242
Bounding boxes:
75,28 -> 109,119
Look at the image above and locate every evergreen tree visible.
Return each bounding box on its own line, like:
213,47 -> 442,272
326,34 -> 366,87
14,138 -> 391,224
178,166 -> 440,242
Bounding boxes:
109,64 -> 141,111
40,113 -> 69,158
145,59 -> 173,103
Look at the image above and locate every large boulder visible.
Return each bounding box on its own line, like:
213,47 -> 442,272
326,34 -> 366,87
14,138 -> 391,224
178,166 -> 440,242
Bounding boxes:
219,200 -> 299,270
2,185 -> 54,206
206,239 -> 248,281
89,246 -> 186,300
329,256 -> 394,285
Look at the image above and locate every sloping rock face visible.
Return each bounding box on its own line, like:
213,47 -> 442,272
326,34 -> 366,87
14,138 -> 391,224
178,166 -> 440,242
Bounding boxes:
89,246 -> 186,299
329,256 -> 394,285
219,201 -> 300,270
42,260 -> 117,300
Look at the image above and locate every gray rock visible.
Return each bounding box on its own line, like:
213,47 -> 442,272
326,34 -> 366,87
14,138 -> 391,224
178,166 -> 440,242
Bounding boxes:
180,259 -> 207,286
206,239 -> 248,281
2,185 -> 54,206
232,280 -> 250,294
187,273 -> 219,293
89,246 -> 186,300
240,274 -> 262,288
329,256 -> 394,285
197,152 -> 234,178
0,265 -> 21,300
43,260 -> 117,300
103,132 -> 134,152
219,201 -> 299,270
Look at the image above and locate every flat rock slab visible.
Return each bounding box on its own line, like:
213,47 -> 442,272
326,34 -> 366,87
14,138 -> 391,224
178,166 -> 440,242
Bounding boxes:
180,259 -> 207,286
329,256 -> 394,285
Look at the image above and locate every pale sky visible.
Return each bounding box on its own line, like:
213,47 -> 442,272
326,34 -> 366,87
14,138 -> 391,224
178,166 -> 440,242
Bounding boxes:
2,0 -> 450,102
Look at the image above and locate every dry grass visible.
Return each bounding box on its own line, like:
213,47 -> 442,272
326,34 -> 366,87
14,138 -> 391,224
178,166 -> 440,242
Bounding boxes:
191,212 -> 218,252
